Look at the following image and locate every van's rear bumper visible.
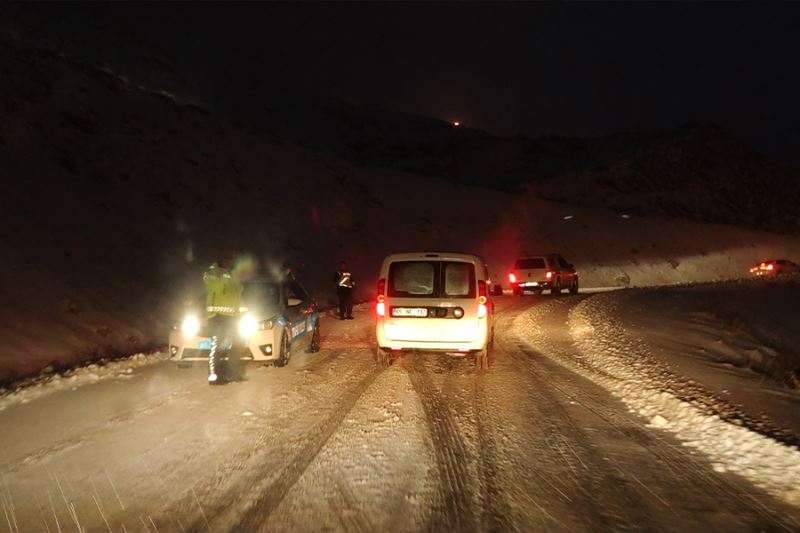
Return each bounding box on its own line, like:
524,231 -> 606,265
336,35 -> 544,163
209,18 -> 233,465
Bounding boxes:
376,341 -> 486,352
376,320 -> 489,351
512,280 -> 552,289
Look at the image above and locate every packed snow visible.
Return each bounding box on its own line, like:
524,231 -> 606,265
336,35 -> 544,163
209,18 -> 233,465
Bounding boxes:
1,305 -> 798,531
616,277 -> 800,437
514,293 -> 800,506
1,7 -> 799,531
0,351 -> 166,412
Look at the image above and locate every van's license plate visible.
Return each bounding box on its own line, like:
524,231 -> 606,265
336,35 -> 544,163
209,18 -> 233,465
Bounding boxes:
391,307 -> 428,317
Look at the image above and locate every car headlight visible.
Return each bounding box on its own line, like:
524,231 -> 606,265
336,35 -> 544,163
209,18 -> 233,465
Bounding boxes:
239,314 -> 259,337
181,315 -> 200,337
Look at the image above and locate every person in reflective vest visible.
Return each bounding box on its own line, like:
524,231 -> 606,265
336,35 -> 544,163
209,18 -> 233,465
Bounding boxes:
203,251 -> 243,383
334,260 -> 355,320
280,262 -> 296,281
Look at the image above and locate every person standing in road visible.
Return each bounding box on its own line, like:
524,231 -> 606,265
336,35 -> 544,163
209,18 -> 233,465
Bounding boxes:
280,261 -> 296,281
204,250 -> 244,383
334,260 -> 355,320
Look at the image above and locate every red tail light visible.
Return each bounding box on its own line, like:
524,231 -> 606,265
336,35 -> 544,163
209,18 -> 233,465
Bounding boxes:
478,280 -> 488,318
546,271 -> 553,279
377,278 -> 386,316
508,272 -> 517,283
766,263 -> 774,271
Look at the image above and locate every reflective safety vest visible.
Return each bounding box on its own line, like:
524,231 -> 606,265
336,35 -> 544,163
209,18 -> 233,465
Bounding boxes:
337,270 -> 353,289
204,263 -> 243,318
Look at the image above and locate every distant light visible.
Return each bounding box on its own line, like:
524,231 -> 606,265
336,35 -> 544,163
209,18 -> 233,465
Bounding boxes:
621,214 -> 631,219
563,215 -> 574,220
453,121 -> 461,127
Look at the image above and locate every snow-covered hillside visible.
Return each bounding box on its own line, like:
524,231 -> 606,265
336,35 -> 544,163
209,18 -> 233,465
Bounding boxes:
2,34 -> 800,384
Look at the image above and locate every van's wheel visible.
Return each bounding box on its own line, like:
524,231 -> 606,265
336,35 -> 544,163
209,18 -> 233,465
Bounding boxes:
551,279 -> 562,295
375,346 -> 391,367
475,346 -> 489,370
308,323 -> 321,353
274,331 -> 290,367
569,277 -> 579,295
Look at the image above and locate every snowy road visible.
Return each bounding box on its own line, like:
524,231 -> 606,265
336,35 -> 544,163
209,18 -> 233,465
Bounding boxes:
2,296 -> 799,532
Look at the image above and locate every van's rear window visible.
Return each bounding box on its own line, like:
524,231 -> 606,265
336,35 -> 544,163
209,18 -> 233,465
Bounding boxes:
388,261 -> 476,298
514,258 -> 546,269
389,262 -> 435,296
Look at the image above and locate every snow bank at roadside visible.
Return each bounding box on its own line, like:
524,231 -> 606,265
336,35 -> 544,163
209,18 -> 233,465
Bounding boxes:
614,280 -> 800,440
619,278 -> 800,389
0,351 -> 167,412
515,294 -> 800,507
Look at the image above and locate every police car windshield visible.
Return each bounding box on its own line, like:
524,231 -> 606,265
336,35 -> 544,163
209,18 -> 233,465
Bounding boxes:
243,281 -> 280,307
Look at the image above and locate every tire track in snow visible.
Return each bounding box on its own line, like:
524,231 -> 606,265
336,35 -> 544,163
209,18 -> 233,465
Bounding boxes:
151,347 -> 367,530
403,356 -> 476,532
472,373 -> 514,532
218,362 -> 385,532
510,296 -> 800,530
504,341 -> 647,530
5,346 -> 348,477
519,342 -> 799,532
565,293 -> 800,509
1,380 -> 198,474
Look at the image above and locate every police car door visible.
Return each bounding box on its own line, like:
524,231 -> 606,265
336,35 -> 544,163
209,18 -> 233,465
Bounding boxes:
283,281 -> 311,349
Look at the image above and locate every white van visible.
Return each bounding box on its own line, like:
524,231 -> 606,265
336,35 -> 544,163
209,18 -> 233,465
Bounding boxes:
375,252 -> 495,368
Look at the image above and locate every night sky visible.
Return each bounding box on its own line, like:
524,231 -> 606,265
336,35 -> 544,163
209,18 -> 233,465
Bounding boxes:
16,2 -> 800,161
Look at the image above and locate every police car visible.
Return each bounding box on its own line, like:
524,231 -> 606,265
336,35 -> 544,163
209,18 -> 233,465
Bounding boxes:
169,275 -> 320,367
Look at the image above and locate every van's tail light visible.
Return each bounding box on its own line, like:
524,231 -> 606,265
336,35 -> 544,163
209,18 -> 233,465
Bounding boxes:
508,272 -> 517,283
478,280 -> 488,318
766,263 -> 774,271
376,278 -> 386,316
546,271 -> 553,279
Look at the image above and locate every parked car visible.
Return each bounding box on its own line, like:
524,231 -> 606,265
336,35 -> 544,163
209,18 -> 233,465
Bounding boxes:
169,274 -> 320,368
374,251 -> 495,369
508,254 -> 578,295
749,259 -> 800,277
